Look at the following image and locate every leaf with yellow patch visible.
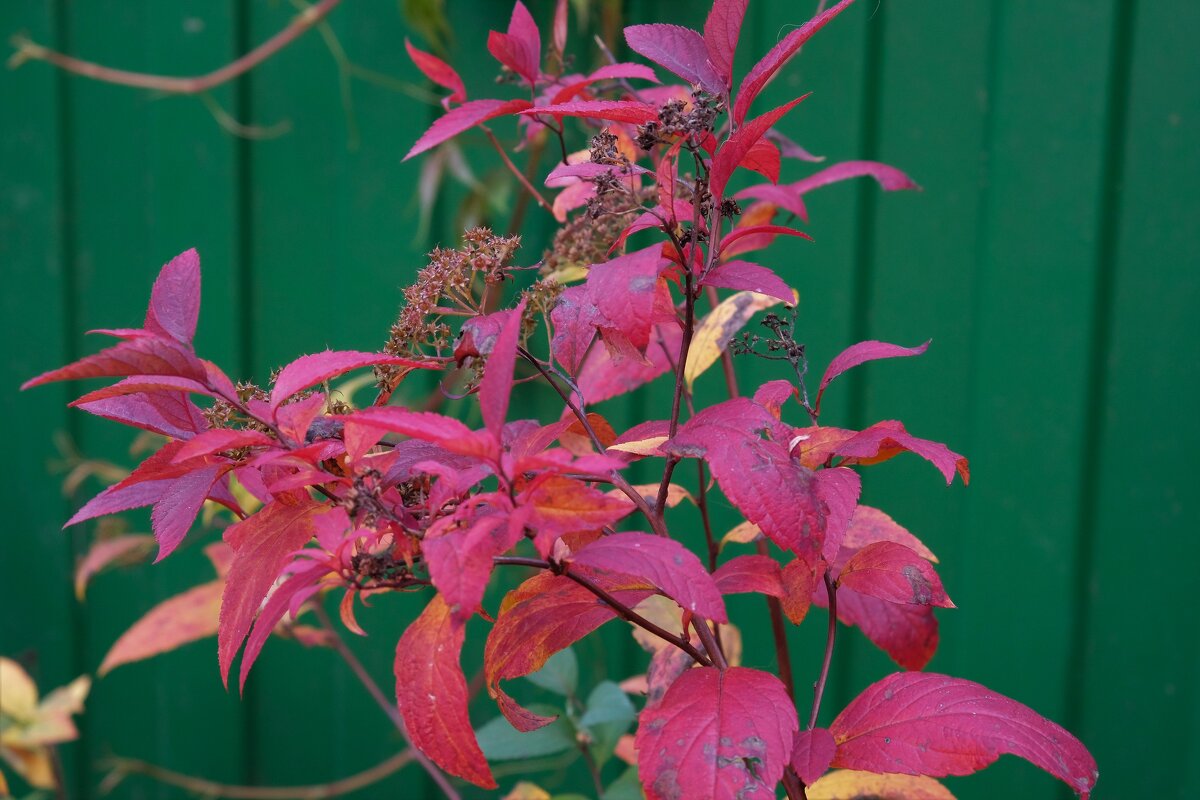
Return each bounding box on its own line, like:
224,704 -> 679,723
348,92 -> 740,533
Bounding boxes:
719,520 -> 763,550
684,291 -> 787,390
0,659 -> 90,792
607,483 -> 693,509
806,769 -> 957,799
501,781 -> 551,800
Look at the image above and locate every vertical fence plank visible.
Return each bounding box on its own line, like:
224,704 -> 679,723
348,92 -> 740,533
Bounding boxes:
1073,2 -> 1200,797
0,2 -> 79,797
834,0 -> 991,738
242,1 -> 436,796
52,3 -> 248,797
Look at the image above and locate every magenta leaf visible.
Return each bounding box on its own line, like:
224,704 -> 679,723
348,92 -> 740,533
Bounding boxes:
578,323 -> 680,404
69,375 -> 216,404
703,0 -> 749,89
817,339 -> 930,411
218,495 -> 328,686
487,0 -> 541,85
700,260 -> 793,304
719,223 -> 812,257
623,24 -> 724,95
522,99 -> 660,125
477,301 -> 526,440
667,398 -> 826,562
842,505 -> 937,561
816,466 -> 861,562
712,554 -> 785,597
837,541 -> 953,608
836,421 -> 970,485
570,532 -> 727,621
22,335 -> 207,390
405,39 -> 466,107
822,586 -> 938,670
635,667 -> 798,800
269,350 -> 428,411
791,728 -> 837,786
143,248 -> 201,345
404,98 -> 533,161
831,672 -> 1098,798
586,244 -> 674,352
151,465 -> 226,562
733,0 -> 858,125
737,160 -> 918,220
75,392 -> 208,441
424,512 -> 525,621
550,285 -> 599,374
710,96 -> 808,200
238,564 -> 327,688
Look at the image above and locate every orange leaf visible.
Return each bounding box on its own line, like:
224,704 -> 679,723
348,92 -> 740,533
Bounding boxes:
99,580 -> 222,675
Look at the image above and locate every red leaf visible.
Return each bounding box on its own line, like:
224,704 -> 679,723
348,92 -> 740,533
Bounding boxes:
624,24 -> 724,95
239,564 -> 327,688
830,672 -> 1098,798
712,554 -> 785,597
550,285 -> 599,373
711,96 -> 808,200
68,375 -> 216,404
74,535 -> 154,600
396,595 -> 495,788
703,0 -> 748,89
838,541 -> 953,608
143,248 -> 201,345
218,495 -> 327,686
781,557 -> 818,624
843,505 -> 937,562
404,98 -> 533,160
700,260 -> 793,304
740,138 -> 782,184
586,244 -> 674,352
342,407 -> 496,461
579,322 -> 681,405
737,160 -> 918,219
486,571 -> 652,728
824,586 -> 938,670
816,466 -> 861,562
151,465 -> 226,562
424,513 -> 524,621
792,728 -> 837,786
719,223 -> 812,257
172,429 -> 274,463
835,421 -> 970,485
487,0 -> 541,85
22,335 -> 207,390
99,579 -> 223,676
270,350 -> 428,411
570,532 -> 727,621
478,302 -> 526,440
635,667 -> 798,800
75,392 -> 208,440
817,339 -> 930,411
733,0 -> 858,125
668,399 -> 826,561
523,476 -> 633,555
522,99 -> 659,125
405,38 -> 466,107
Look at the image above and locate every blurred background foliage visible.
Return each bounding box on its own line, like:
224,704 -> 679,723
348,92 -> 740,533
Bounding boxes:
1,0 -> 1197,798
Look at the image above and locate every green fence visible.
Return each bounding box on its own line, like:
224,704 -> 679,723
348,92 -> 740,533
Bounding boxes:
3,1 -> 1196,798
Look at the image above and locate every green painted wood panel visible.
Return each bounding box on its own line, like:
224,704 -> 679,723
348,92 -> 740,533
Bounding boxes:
2,1 -> 1198,799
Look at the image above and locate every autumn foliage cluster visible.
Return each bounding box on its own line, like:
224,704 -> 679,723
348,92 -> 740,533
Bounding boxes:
21,0 -> 1097,798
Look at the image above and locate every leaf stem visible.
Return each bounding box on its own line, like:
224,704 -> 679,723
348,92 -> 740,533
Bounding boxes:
310,604 -> 461,800
8,0 -> 344,93
808,570 -> 838,729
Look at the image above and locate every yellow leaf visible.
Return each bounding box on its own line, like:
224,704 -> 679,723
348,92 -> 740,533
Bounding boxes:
607,482 -> 694,509
807,770 -> 957,800
543,263 -> 589,284
502,781 -> 551,800
607,436 -> 668,456
0,659 -> 38,723
720,520 -> 763,550
0,745 -> 56,790
684,291 -> 790,390
629,596 -> 685,654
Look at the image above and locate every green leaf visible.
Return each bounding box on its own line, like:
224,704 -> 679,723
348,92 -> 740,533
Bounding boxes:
476,706 -> 576,761
601,766 -> 645,800
525,647 -> 579,696
580,680 -> 637,768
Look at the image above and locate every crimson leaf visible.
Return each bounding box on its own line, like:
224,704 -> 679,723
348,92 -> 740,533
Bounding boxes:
623,24 -> 724,95
404,98 -> 533,161
837,541 -> 953,608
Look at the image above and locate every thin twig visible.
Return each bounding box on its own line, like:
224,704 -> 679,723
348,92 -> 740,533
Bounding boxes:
8,0 -> 345,93
808,570 -> 838,730
481,126 -> 554,217
310,605 -> 462,800
99,752 -> 413,800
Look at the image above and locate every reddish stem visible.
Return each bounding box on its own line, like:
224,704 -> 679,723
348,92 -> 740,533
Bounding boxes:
808,570 -> 838,730
482,126 -> 554,217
